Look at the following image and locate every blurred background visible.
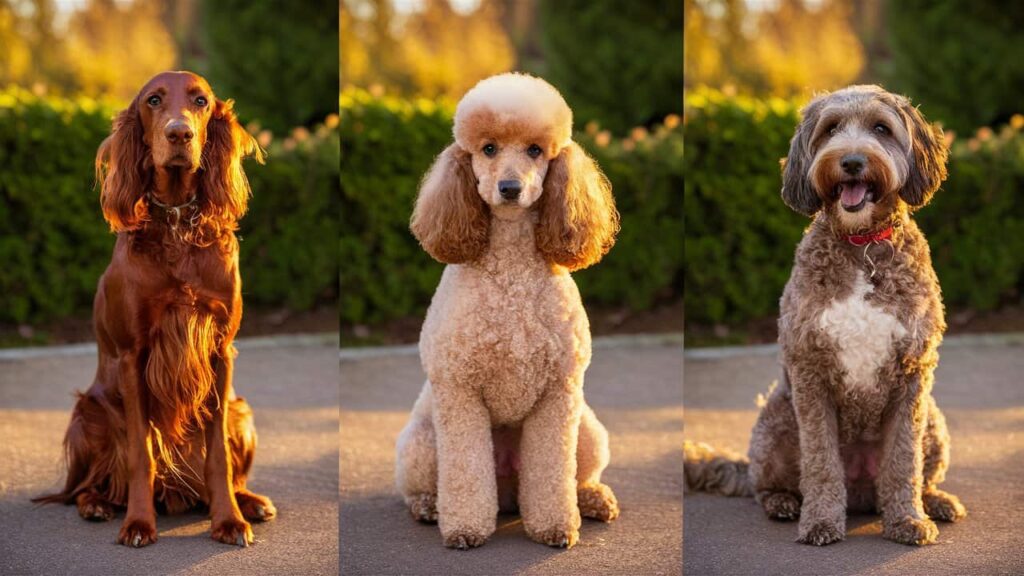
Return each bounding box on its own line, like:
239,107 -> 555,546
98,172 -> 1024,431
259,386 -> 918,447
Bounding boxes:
340,0 -> 684,345
0,0 -> 340,346
684,0 -> 1024,345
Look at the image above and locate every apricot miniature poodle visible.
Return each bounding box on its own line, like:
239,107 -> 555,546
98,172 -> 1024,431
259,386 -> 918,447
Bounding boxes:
685,85 -> 966,546
395,72 -> 621,550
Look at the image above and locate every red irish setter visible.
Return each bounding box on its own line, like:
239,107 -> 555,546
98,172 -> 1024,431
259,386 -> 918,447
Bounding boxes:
33,71 -> 274,547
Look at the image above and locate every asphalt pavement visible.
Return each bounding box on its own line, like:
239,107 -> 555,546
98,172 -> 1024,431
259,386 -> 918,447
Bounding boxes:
339,336 -> 684,576
684,334 -> 1024,576
0,334 -> 339,576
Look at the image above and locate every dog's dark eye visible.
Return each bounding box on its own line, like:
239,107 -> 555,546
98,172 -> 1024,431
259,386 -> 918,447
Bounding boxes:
874,123 -> 890,135
195,96 -> 208,107
526,144 -> 542,159
147,95 -> 162,107
827,124 -> 838,137
482,143 -> 497,157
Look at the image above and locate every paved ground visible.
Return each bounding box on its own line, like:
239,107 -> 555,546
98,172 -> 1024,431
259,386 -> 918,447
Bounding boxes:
0,335 -> 339,576
339,338 -> 684,576
684,335 -> 1024,576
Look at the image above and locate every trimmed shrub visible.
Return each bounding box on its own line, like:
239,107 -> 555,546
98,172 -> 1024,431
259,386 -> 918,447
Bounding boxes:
339,88 -> 685,326
684,88 -> 1024,328
0,88 -> 338,325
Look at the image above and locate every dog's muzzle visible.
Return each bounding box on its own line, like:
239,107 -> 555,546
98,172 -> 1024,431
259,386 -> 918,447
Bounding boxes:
498,179 -> 522,201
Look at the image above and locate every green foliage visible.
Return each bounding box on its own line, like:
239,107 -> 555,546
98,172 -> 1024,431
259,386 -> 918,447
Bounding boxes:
684,88 -> 1024,328
0,88 -> 338,325
339,88 -> 684,326
886,0 -> 1024,134
202,0 -> 339,134
538,0 -> 683,135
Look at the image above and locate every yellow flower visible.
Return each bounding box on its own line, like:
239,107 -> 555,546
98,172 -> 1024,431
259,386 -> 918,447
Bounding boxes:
630,127 -> 648,142
257,130 -> 273,148
1011,114 -> 1024,130
325,113 -> 340,129
595,130 -> 611,148
976,126 -> 993,141
664,114 -> 681,129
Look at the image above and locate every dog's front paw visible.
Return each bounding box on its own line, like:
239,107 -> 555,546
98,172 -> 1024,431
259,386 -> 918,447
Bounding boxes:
117,517 -> 158,548
442,528 -> 489,550
236,490 -> 277,523
883,516 -> 938,545
797,518 -> 844,546
211,516 -> 254,547
526,526 -> 580,549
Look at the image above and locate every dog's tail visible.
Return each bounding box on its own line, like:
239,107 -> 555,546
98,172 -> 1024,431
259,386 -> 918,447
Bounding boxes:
683,440 -> 754,497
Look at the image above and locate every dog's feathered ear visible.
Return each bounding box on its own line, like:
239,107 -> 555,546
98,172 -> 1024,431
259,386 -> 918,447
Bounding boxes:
410,143 -> 489,263
97,98 -> 149,232
781,98 -> 825,217
201,98 -> 265,223
898,97 -> 948,208
536,141 -> 619,271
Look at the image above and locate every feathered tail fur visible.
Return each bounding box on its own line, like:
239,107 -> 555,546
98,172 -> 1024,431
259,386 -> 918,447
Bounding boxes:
683,440 -> 754,497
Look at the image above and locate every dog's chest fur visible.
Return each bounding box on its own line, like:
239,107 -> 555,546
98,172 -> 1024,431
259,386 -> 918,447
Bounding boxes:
818,271 -> 907,394
420,218 -> 590,426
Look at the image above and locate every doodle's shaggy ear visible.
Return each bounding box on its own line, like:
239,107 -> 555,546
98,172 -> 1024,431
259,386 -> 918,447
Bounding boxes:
410,143 -> 489,263
898,97 -> 948,208
97,98 -> 149,232
781,98 -> 825,217
536,141 -> 619,271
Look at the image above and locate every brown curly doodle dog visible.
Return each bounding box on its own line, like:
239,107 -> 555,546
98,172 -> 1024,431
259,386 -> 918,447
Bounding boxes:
33,71 -> 275,548
396,72 -> 621,550
685,85 -> 966,546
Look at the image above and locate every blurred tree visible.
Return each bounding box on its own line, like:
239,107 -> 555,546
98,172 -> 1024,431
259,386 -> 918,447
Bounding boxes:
341,0 -> 513,99
0,0 -> 71,92
65,0 -> 176,101
887,0 -> 1024,133
398,0 -> 513,98
684,0 -> 756,93
540,0 -> 683,134
752,0 -> 864,95
203,0 -> 338,133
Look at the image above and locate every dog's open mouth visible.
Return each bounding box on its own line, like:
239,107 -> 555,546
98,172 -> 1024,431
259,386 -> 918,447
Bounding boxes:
835,180 -> 875,213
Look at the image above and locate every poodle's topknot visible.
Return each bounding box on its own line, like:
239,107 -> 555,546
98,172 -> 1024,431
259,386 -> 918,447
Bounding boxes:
454,72 -> 573,156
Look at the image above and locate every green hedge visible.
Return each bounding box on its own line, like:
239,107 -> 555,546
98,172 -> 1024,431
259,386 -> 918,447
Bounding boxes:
684,88 -> 1024,327
0,88 -> 338,325
339,89 -> 684,326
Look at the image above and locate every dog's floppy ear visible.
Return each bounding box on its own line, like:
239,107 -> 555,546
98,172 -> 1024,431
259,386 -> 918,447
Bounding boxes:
410,143 -> 489,263
536,141 -> 620,271
898,97 -> 948,208
201,98 -> 265,222
97,98 -> 149,232
781,97 -> 825,217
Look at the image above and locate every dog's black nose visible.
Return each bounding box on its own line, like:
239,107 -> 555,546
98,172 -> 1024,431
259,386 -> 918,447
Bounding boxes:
841,153 -> 866,175
498,180 -> 522,201
165,120 -> 194,144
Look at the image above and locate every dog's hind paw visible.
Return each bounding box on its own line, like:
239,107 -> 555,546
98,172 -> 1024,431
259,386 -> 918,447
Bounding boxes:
761,491 -> 801,521
883,516 -> 938,545
406,493 -> 438,523
578,482 -> 619,522
797,519 -> 844,546
77,492 -> 116,522
924,489 -> 966,522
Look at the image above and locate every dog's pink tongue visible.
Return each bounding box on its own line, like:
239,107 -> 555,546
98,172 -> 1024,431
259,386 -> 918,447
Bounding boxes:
840,182 -> 868,207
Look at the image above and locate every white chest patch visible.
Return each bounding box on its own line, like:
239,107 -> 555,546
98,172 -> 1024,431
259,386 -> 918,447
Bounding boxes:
818,272 -> 907,391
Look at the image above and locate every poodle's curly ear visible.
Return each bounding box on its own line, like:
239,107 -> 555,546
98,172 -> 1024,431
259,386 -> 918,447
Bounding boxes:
97,98 -> 149,232
201,98 -> 265,222
536,141 -> 620,271
781,97 -> 825,217
410,143 -> 489,263
898,98 -> 948,208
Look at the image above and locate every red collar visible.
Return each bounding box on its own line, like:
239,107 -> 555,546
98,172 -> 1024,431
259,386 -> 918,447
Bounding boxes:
846,226 -> 893,246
